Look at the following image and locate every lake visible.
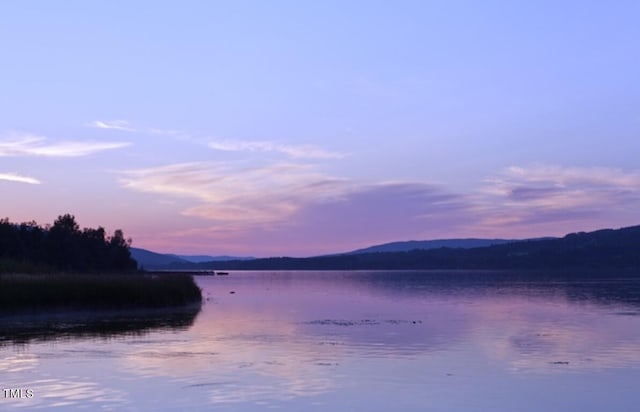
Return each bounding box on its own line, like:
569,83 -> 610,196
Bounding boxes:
2,270 -> 640,411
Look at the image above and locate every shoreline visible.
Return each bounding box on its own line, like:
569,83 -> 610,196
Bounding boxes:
0,272 -> 202,311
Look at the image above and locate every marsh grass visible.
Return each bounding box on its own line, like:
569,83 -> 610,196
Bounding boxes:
0,258 -> 54,274
0,273 -> 202,310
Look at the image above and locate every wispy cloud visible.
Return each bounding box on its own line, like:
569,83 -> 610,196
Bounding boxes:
89,120 -> 135,132
0,132 -> 131,157
89,120 -> 190,137
148,128 -> 186,137
0,172 -> 41,185
475,164 -> 640,231
120,161 -> 640,255
119,161 -> 474,255
209,139 -> 345,159
485,165 -> 640,207
88,122 -> 341,160
129,181 -> 474,256
487,165 -> 640,192
119,162 -> 347,225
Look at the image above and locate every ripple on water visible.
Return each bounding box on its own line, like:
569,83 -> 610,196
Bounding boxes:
4,271 -> 640,411
17,379 -> 130,410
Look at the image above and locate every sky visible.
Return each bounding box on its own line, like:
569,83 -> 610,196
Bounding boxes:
1,1 -> 639,257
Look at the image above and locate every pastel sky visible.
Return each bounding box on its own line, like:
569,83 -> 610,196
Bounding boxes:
1,1 -> 639,257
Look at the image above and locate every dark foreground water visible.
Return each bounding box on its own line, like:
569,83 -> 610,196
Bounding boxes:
2,271 -> 640,411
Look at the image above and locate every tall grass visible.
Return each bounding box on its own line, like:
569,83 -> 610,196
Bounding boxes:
0,273 -> 202,310
0,258 -> 54,274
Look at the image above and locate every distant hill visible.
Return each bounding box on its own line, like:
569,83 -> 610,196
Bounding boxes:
171,254 -> 254,263
348,238 -> 516,254
130,248 -> 189,269
130,248 -> 254,269
173,225 -> 640,271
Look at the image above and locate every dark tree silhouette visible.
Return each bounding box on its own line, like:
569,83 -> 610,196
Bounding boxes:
0,214 -> 137,272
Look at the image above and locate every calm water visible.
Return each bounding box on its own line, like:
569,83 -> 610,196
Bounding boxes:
2,271 -> 640,411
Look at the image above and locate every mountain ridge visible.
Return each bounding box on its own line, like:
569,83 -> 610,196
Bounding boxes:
133,237 -> 525,269
170,254 -> 255,263
346,238 -> 518,254
130,248 -> 254,270
156,225 -> 640,271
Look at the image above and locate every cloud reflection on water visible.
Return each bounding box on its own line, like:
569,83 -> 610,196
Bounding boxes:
115,272 -> 640,408
2,271 -> 640,411
122,308 -> 339,404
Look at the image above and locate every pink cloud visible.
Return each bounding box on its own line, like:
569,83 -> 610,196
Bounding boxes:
121,163 -> 640,256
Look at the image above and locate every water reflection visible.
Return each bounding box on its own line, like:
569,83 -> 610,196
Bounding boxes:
121,306 -> 339,405
2,271 -> 640,411
0,305 -> 200,347
192,272 -> 640,378
310,270 -> 640,307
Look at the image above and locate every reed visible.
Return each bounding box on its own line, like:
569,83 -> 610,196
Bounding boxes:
0,258 -> 54,274
0,273 -> 202,310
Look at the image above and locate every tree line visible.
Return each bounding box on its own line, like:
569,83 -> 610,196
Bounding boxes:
0,214 -> 137,272
165,225 -> 640,271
